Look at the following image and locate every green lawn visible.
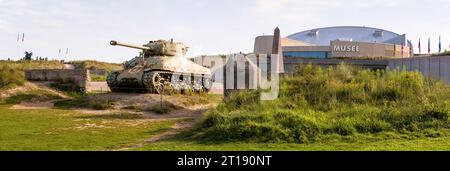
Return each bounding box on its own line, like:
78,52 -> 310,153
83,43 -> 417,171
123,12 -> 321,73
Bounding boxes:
135,136 -> 450,151
1,104 -> 450,151
0,105 -> 176,151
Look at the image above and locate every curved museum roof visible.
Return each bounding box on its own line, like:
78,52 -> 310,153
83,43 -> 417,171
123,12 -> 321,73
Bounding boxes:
287,26 -> 409,46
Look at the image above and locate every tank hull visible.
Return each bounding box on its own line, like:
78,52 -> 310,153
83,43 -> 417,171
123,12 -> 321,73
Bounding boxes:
107,57 -> 212,94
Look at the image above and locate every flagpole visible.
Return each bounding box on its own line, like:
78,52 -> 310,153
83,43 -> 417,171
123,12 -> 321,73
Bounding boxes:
17,33 -> 20,60
418,38 -> 421,55
21,33 -> 25,61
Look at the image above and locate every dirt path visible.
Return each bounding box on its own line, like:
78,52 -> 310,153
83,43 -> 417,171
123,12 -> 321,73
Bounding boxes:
114,120 -> 196,151
111,104 -> 212,151
10,101 -> 55,109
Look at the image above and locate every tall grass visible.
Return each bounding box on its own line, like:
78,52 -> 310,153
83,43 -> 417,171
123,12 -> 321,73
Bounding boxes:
0,65 -> 25,89
0,60 -> 66,70
195,64 -> 450,143
69,60 -> 123,72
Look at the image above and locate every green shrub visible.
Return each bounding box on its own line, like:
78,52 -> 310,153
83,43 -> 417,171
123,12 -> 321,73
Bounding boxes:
331,119 -> 356,136
354,119 -> 391,133
193,64 -> 450,143
224,90 -> 260,110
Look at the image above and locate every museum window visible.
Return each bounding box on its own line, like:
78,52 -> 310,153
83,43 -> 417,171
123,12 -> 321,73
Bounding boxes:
283,51 -> 330,58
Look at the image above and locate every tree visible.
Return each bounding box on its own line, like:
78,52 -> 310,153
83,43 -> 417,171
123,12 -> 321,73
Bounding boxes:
24,51 -> 33,61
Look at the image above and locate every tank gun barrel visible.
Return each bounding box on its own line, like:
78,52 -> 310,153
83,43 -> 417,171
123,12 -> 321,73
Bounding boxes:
110,40 -> 150,50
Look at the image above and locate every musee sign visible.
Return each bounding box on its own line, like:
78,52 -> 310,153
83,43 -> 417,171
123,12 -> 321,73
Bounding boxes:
333,45 -> 360,52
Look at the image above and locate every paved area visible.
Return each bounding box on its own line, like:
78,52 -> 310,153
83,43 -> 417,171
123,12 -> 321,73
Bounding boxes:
87,81 -> 111,92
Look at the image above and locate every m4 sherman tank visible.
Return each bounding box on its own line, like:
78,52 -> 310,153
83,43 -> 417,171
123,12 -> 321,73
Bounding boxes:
107,39 -> 212,94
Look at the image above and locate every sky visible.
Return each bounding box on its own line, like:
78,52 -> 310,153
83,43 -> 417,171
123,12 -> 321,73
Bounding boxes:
1,0 -> 449,63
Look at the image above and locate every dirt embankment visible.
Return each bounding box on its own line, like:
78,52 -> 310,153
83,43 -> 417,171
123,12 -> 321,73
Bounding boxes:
1,82 -> 71,110
0,82 -> 69,100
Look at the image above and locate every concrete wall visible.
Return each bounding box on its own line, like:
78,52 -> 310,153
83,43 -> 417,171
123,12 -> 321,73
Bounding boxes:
387,55 -> 450,83
25,69 -> 90,90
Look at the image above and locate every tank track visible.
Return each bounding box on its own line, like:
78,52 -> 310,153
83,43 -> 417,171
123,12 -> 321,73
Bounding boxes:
108,70 -> 212,94
142,71 -> 212,94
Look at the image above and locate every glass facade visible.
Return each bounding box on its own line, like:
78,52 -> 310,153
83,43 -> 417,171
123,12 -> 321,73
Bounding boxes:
283,51 -> 330,58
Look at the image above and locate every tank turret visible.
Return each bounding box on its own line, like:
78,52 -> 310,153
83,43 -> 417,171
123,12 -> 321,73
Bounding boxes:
107,39 -> 212,94
110,40 -> 150,50
110,39 -> 188,56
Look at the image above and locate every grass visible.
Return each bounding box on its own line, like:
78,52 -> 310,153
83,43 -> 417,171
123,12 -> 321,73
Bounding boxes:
190,64 -> 450,144
136,135 -> 450,151
1,103 -> 449,151
92,99 -> 115,110
54,97 -> 115,110
90,74 -> 107,81
0,60 -> 66,70
69,60 -> 122,72
3,62 -> 450,151
140,101 -> 181,114
177,93 -> 223,106
1,92 -> 62,104
0,65 -> 26,90
0,105 -> 177,151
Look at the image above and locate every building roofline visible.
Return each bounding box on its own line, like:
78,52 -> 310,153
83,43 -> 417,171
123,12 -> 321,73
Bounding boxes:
286,26 -> 402,38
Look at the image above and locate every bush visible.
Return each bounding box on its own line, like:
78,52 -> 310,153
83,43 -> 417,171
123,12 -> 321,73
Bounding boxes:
0,65 -> 25,89
224,90 -> 260,110
192,64 -> 450,143
354,119 -> 391,133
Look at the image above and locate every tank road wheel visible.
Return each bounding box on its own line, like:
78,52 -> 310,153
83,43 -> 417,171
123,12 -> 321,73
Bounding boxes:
153,72 -> 175,95
107,71 -> 121,92
202,76 -> 213,93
